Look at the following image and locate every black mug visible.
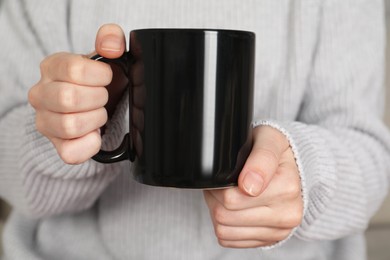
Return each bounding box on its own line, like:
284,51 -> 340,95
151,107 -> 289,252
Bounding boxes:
92,28 -> 255,189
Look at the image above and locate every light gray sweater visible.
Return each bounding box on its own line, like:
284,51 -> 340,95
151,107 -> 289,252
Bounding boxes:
1,0 -> 390,259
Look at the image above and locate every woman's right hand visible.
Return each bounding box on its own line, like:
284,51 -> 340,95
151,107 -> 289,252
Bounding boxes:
28,24 -> 126,164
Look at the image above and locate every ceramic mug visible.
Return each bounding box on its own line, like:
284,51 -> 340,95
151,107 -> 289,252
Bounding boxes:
92,28 -> 255,189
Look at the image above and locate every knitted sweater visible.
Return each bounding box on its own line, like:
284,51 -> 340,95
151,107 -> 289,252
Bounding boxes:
1,0 -> 390,259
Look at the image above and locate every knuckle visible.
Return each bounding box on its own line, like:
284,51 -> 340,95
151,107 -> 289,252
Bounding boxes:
57,143 -> 79,165
214,225 -> 228,240
65,56 -> 85,83
222,191 -> 239,210
57,85 -> 78,110
284,181 -> 301,200
40,52 -> 65,77
28,86 -> 39,108
280,209 -> 303,228
212,205 -> 227,225
57,132 -> 101,165
60,114 -> 80,138
217,239 -> 230,248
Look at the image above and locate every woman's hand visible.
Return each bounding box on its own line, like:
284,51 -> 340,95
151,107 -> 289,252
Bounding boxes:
28,24 -> 126,164
204,125 -> 303,248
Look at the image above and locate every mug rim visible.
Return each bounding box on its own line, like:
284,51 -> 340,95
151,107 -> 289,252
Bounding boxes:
131,28 -> 255,38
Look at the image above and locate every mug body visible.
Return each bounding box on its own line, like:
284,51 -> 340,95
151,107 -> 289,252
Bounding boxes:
127,29 -> 255,189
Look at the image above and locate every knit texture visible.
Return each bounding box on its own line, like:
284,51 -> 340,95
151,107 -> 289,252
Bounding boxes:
1,0 -> 390,259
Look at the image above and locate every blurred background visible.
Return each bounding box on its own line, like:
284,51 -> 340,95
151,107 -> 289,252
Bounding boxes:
1,2 -> 390,260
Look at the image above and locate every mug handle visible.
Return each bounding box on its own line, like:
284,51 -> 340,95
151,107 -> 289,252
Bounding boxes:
90,54 -> 136,163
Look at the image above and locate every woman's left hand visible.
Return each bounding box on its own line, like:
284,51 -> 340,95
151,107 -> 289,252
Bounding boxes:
204,125 -> 303,248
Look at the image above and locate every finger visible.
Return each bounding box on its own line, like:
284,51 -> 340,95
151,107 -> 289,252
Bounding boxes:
213,224 -> 292,243
33,82 -> 108,113
95,23 -> 126,59
218,239 -> 274,249
204,190 -> 301,228
50,130 -> 101,165
40,52 -> 113,86
36,108 -> 108,139
220,149 -> 300,207
206,157 -> 300,210
238,126 -> 290,196
205,188 -> 264,211
204,190 -> 273,226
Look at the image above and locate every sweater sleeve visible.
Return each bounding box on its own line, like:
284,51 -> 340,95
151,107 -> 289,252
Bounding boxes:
258,0 -> 390,241
0,0 -> 127,218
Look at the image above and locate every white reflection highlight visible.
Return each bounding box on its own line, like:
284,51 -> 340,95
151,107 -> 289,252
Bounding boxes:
201,32 -> 218,172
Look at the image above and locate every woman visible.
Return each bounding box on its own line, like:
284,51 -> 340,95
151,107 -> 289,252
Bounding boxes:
0,0 -> 389,259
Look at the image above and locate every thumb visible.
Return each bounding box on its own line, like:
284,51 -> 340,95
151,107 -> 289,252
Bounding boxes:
95,23 -> 126,59
238,126 -> 289,197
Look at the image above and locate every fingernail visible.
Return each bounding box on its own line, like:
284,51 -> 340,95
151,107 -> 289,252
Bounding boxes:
243,171 -> 263,196
100,36 -> 122,52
